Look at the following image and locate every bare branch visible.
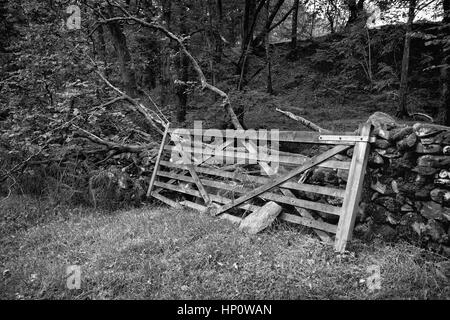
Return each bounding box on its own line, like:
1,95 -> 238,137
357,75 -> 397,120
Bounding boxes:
275,108 -> 331,133
269,5 -> 295,32
97,6 -> 242,130
74,125 -> 157,153
92,68 -> 165,135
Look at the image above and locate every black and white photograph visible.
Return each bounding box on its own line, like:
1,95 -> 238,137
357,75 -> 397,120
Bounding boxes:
0,0 -> 449,305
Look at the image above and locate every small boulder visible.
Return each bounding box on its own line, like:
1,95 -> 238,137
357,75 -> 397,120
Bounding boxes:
415,143 -> 442,154
375,224 -> 397,242
417,155 -> 450,168
369,152 -> 385,167
424,220 -> 447,243
414,185 -> 433,200
374,138 -> 391,149
391,126 -> 414,141
374,196 -> 402,213
420,201 -> 450,221
420,137 -> 436,145
434,178 -> 450,188
444,146 -> 450,155
367,112 -> 398,130
438,169 -> 450,178
412,166 -> 438,176
239,201 -> 282,234
365,204 -> 388,224
401,204 -> 414,212
437,132 -> 450,145
413,123 -> 445,138
396,133 -> 417,151
430,188 -> 450,207
398,212 -> 426,243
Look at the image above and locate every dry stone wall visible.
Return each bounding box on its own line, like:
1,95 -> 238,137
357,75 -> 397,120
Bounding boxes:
299,112 -> 450,256
356,112 -> 450,256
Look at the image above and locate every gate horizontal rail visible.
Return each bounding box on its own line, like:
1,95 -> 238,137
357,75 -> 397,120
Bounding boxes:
148,124 -> 372,252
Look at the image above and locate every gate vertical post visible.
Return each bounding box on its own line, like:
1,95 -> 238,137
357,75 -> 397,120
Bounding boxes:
147,122 -> 171,198
334,123 -> 372,252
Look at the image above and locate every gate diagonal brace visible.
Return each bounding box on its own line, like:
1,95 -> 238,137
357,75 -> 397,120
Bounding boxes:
213,144 -> 350,216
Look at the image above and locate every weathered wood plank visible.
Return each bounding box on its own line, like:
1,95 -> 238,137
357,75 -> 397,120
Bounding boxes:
178,200 -> 245,228
186,165 -> 212,206
156,171 -> 342,215
153,180 -> 260,212
279,212 -> 337,234
159,161 -> 346,198
278,189 -> 333,243
334,124 -> 372,252
150,191 -> 181,209
172,139 -> 235,165
171,138 -> 212,206
180,200 -> 207,212
214,145 -> 349,215
146,123 -> 170,197
168,129 -> 359,145
164,145 -> 351,170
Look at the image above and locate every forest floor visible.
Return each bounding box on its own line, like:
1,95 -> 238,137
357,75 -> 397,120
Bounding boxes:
181,42 -> 438,132
1,195 -> 449,300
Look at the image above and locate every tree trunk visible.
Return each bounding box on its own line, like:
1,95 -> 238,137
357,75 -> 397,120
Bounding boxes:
253,0 -> 285,47
397,0 -> 416,119
291,0 -> 299,49
104,4 -> 137,97
215,0 -> 223,63
97,24 -> 106,60
310,0 -> 316,37
176,52 -> 189,122
207,0 -> 217,84
242,0 -> 256,51
176,4 -> 189,123
346,0 -> 364,26
107,23 -> 137,97
326,5 -> 336,34
265,0 -> 273,94
438,0 -> 450,125
238,0 -> 266,88
160,0 -> 172,106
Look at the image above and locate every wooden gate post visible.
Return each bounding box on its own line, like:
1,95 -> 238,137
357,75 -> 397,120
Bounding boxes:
146,122 -> 171,198
334,123 -> 372,252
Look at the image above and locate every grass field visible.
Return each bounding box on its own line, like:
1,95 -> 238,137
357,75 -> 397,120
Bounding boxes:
1,195 -> 449,300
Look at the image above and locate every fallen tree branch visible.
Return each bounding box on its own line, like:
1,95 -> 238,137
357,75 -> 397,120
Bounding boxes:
138,87 -> 168,124
74,125 -> 157,153
269,5 -> 295,32
94,96 -> 128,110
411,112 -> 434,123
275,108 -> 331,133
131,128 -> 153,141
0,144 -> 48,183
92,68 -> 165,135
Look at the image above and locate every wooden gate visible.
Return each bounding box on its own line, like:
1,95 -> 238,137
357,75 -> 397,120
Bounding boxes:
147,123 -> 373,252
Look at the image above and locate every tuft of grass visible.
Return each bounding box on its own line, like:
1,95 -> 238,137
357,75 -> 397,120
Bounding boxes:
0,196 -> 449,300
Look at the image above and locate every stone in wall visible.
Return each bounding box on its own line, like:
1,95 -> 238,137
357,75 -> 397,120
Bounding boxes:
294,112 -> 450,255
362,113 -> 450,255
